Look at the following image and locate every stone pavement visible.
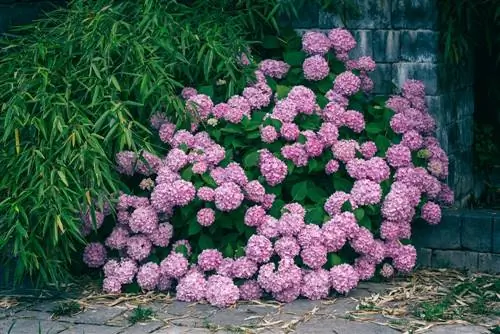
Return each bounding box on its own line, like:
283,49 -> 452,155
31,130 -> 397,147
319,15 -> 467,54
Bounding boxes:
0,281 -> 496,334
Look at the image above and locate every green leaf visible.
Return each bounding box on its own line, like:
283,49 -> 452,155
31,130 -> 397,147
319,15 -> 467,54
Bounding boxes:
188,218 -> 202,236
328,253 -> 343,266
375,135 -> 391,155
262,35 -> 280,49
307,182 -> 327,203
365,123 -> 384,134
201,174 -> 217,187
198,85 -> 214,96
359,215 -> 372,229
243,151 -> 259,168
333,175 -> 352,192
223,243 -> 234,257
283,51 -> 306,67
354,208 -> 365,221
291,181 -> 308,201
181,166 -> 193,181
305,207 -> 325,224
276,85 -> 291,99
198,233 -> 214,250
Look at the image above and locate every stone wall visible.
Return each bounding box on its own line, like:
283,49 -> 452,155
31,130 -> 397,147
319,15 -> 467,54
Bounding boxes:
292,0 -> 477,206
413,209 -> 500,273
0,1 -> 61,35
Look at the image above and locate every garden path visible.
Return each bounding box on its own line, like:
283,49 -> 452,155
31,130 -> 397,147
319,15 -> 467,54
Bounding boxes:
0,270 -> 497,334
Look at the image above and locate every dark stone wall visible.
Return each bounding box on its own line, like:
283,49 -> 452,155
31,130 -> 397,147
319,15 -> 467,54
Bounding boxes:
0,1 -> 62,35
293,0 -> 477,207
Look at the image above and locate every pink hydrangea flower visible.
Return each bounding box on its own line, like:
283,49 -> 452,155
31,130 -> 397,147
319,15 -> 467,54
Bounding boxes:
243,86 -> 271,110
328,28 -> 356,55
392,244 -> 417,273
350,227 -> 375,255
156,166 -> 180,185
258,59 -> 290,79
301,269 -> 330,300
303,55 -> 330,81
275,236 -> 300,258
148,223 -> 173,247
214,182 -> 244,212
105,227 -> 129,250
150,113 -> 169,130
271,99 -> 298,123
301,245 -> 328,269
386,144 -> 412,168
360,141 -> 377,159
103,278 -> 121,294
197,187 -> 215,201
186,94 -> 213,120
197,208 -> 216,226
321,102 -> 346,126
324,191 -> 350,217
181,87 -> 197,100
330,264 -> 359,294
325,159 -> 340,175
126,236 -> 152,261
278,213 -> 305,236
334,71 -> 361,96
287,85 -> 317,114
137,262 -> 160,291
206,275 -> 240,308
421,201 -> 441,224
344,110 -> 365,133
83,242 -> 107,268
257,215 -> 280,239
280,122 -> 301,141
259,150 -> 288,186
282,143 -> 309,167
244,180 -> 266,203
246,235 -> 273,263
260,125 -> 278,143
302,31 -> 332,55
297,224 -> 323,248
198,249 -> 223,271
318,122 -> 339,147
332,140 -> 359,163
160,252 -> 189,279
244,205 -> 267,227
176,271 -> 207,302
380,263 -> 395,278
239,280 -> 263,300
129,206 -> 158,234
386,96 -> 411,113
232,257 -> 258,279
401,130 -> 424,150
354,257 -> 376,280
350,180 -> 382,207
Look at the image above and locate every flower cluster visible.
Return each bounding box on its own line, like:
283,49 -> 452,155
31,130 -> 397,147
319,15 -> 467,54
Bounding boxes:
83,28 -> 453,307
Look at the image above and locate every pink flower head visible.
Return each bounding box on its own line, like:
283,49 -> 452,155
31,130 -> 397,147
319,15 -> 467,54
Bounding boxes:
380,263 -> 395,278
332,139 -> 359,163
158,122 -> 177,145
126,236 -> 152,261
81,210 -> 105,237
150,113 -> 169,130
349,227 -> 375,255
390,113 -> 411,134
258,59 -> 290,79
303,55 -> 330,81
212,103 -> 231,119
302,31 -> 332,55
206,275 -> 240,308
243,86 -> 271,110
228,95 -> 251,119
257,215 -> 280,239
402,130 -> 424,150
350,179 -> 382,207
172,239 -> 192,256
301,245 -> 328,269
262,193 -> 276,210
181,87 -> 197,100
386,144 -> 412,168
318,122 -> 339,147
197,187 -> 215,201
198,249 -> 223,271
160,252 -> 189,279
83,242 -> 107,268
244,180 -> 266,203
165,148 -> 188,172
325,159 -> 340,174
169,180 -> 197,207
278,213 -> 305,236
136,151 -> 162,176
114,258 -> 138,285
271,99 -> 298,123
322,102 -> 346,126
380,220 -> 411,241
105,227 -> 129,250
392,244 -> 417,273
148,222 -> 174,247
325,90 -> 349,107
244,205 -> 267,227
334,71 -> 361,96
186,94 -> 213,120
283,203 -> 306,217
115,151 -> 137,176
176,271 -> 207,302
214,182 -> 244,212
365,157 -> 391,183
356,56 -> 376,72
324,191 -> 350,217
282,143 -> 309,167
137,262 -> 160,291
344,110 -> 365,133
129,206 -> 158,234
246,235 -> 273,263
298,224 -> 324,248
386,96 -> 411,113
156,166 -> 180,185
216,258 -> 234,277
275,236 -> 301,258
437,184 -> 454,206
239,280 -> 263,300
330,264 -> 359,294
303,130 -> 324,157
103,277 -> 121,294
332,212 -> 360,239
232,257 -> 258,279
280,122 -> 301,141
260,125 -> 278,143
421,201 -> 441,224
197,208 -> 216,226
354,257 -> 376,280
301,269 -> 330,300
287,85 -> 317,114
402,80 -> 425,99
259,150 -> 288,186
328,28 -> 356,55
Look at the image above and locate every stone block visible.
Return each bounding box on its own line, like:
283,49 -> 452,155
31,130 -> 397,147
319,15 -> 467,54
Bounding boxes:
289,3 -> 320,29
416,248 -> 432,268
432,250 -> 478,271
345,0 -> 391,29
350,30 -> 373,58
59,324 -> 121,334
478,253 -> 500,273
392,62 -> 439,95
400,30 -> 439,63
1,319 -> 69,334
392,0 -> 438,29
318,10 -> 345,29
461,211 -> 493,252
371,63 -> 394,95
458,117 -> 474,150
456,89 -> 474,120
373,30 -> 400,62
425,96 -> 450,129
413,210 -> 462,249
494,216 -> 500,253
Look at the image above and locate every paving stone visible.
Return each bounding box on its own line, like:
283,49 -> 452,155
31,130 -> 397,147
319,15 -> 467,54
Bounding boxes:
207,307 -> 267,327
432,250 -> 478,271
478,253 -> 500,273
59,323 -> 121,334
294,317 -> 399,333
1,318 -> 69,334
57,306 -> 126,325
317,298 -> 358,316
426,324 -> 490,334
162,301 -> 198,317
280,299 -> 323,315
461,211 -> 494,252
400,30 -> 439,63
120,320 -> 164,333
373,30 -> 400,63
413,210 -> 462,249
151,326 -> 212,334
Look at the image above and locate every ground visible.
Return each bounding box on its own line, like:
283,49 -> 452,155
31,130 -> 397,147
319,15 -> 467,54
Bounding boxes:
0,270 -> 498,334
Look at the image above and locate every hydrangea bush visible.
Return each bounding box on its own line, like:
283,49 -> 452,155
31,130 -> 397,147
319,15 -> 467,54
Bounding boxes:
82,28 -> 454,306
